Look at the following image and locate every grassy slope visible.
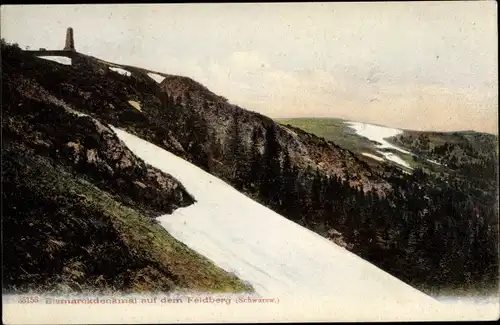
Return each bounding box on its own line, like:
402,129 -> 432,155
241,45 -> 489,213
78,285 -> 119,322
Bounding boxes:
276,118 -> 375,154
2,144 -> 253,295
276,118 -> 418,169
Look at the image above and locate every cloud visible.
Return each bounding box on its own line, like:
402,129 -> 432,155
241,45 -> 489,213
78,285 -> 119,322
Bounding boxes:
184,51 -> 497,133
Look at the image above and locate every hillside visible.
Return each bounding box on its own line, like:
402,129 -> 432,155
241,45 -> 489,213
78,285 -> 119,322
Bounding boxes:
2,40 -> 498,297
2,42 -> 252,294
2,148 -> 251,294
112,126 -> 443,306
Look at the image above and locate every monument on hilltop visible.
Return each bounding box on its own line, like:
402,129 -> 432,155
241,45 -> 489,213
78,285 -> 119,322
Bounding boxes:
63,27 -> 75,51
24,27 -> 108,73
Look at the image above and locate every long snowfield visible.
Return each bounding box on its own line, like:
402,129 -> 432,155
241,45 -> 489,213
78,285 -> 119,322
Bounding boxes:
110,127 -> 497,321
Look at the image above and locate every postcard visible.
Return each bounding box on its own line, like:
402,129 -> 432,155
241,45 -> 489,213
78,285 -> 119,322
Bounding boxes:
1,2 -> 498,323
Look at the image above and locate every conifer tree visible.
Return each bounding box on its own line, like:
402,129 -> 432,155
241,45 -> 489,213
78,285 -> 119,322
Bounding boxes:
249,127 -> 263,192
282,147 -> 299,216
227,111 -> 247,190
260,123 -> 282,205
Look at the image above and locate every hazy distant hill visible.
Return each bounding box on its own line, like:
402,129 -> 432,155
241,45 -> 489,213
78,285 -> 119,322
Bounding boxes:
277,117 -> 498,180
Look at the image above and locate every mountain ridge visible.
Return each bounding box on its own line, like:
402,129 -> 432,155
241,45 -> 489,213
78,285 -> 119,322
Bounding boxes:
2,40 -> 498,297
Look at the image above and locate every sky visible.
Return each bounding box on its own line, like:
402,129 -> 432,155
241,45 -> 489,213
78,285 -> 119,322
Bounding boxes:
1,3 -> 498,133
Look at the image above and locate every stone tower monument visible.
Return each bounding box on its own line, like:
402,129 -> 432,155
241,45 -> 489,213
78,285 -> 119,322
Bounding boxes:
64,27 -> 75,51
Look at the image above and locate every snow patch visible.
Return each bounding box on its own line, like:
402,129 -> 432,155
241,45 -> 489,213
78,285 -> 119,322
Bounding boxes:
65,107 -> 90,117
147,72 -> 165,83
38,56 -> 72,66
110,67 -> 132,77
361,152 -> 384,162
345,121 -> 411,155
427,159 -> 442,166
346,121 -> 414,169
111,127 -> 445,315
376,150 -> 413,170
128,100 -> 142,112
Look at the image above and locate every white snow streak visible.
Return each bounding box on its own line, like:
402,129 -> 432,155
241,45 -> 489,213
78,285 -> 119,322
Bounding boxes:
111,127 -> 448,315
361,152 -> 384,162
110,67 -> 132,77
376,150 -> 413,169
427,159 -> 442,166
65,107 -> 89,117
38,56 -> 72,66
147,72 -> 165,83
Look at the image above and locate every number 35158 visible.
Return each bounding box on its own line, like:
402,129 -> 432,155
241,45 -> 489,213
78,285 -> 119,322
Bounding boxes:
18,296 -> 39,303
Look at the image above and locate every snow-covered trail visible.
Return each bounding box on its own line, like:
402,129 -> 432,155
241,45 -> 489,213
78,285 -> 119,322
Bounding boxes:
111,127 -> 442,302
